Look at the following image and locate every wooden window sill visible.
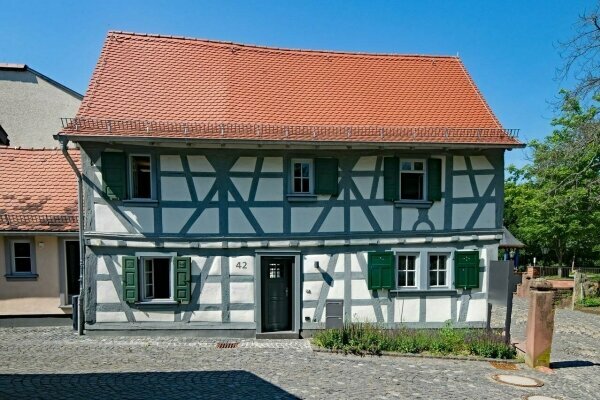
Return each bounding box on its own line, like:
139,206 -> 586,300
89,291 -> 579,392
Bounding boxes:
134,300 -> 178,306
5,274 -> 38,281
286,193 -> 317,202
394,200 -> 433,209
390,289 -> 457,296
122,199 -> 159,207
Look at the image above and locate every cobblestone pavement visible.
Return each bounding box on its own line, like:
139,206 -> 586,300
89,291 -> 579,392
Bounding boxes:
0,299 -> 597,400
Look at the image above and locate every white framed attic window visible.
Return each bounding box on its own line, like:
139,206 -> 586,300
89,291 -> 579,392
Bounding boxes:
129,154 -> 153,200
400,159 -> 425,200
141,257 -> 172,301
291,158 -> 313,194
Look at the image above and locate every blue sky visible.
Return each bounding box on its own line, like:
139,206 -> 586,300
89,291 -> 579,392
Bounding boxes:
0,1 -> 587,166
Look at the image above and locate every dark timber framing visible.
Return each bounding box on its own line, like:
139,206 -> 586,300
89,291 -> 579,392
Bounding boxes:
78,142 -> 503,334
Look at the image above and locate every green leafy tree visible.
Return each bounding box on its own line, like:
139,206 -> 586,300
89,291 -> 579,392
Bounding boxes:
505,92 -> 600,270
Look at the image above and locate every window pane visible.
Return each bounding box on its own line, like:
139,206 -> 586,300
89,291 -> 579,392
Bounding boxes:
406,271 -> 415,287
401,173 -> 424,200
153,258 -> 171,299
407,256 -> 416,271
430,271 -> 438,286
399,271 -> 406,286
145,282 -> 153,299
301,163 -> 310,178
398,256 -> 406,267
294,178 -> 302,193
269,266 -> 281,279
414,161 -> 424,171
13,242 -> 30,258
301,178 -> 309,193
430,255 -> 437,270
14,257 -> 32,273
401,161 -> 412,171
438,273 -> 446,286
294,163 -> 302,178
132,156 -> 152,198
438,256 -> 447,270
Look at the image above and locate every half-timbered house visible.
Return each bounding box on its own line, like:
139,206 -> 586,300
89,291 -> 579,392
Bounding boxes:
57,31 -> 523,336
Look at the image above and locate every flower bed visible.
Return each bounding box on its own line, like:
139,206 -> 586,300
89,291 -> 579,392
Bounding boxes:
312,322 -> 516,359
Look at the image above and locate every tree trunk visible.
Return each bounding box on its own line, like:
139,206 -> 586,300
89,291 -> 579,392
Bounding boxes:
556,240 -> 569,278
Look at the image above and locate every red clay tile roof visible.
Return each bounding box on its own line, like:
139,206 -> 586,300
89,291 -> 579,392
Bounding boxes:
0,148 -> 79,232
63,31 -> 521,146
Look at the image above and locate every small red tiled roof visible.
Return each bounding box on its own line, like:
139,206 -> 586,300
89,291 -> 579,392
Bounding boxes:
0,148 -> 79,232
63,31 -> 520,146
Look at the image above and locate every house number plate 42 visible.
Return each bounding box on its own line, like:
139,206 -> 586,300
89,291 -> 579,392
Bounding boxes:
235,262 -> 248,269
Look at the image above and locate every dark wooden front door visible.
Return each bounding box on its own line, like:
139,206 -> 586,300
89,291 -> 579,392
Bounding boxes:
65,241 -> 80,304
261,257 -> 293,332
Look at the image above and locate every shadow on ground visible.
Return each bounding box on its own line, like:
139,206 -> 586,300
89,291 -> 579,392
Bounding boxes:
0,370 -> 299,399
550,360 -> 600,369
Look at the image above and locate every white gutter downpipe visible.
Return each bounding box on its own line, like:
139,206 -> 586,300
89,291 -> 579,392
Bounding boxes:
59,138 -> 85,335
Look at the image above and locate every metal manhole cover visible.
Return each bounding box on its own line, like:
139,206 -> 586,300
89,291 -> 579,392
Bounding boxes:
216,342 -> 239,349
523,396 -> 561,400
492,374 -> 544,387
490,361 -> 519,370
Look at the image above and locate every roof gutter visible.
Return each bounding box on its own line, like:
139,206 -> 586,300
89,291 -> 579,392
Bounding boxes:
55,133 -> 526,149
58,137 -> 85,336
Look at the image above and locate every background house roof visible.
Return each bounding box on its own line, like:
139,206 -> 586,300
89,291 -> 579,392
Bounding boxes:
63,31 -> 520,146
0,63 -> 82,149
0,148 -> 79,232
499,226 -> 525,249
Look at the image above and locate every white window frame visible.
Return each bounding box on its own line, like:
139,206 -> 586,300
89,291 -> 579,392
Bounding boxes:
128,154 -> 154,200
399,159 -> 426,201
290,158 -> 314,194
9,239 -> 36,276
428,253 -> 450,289
139,256 -> 173,302
396,253 -> 419,289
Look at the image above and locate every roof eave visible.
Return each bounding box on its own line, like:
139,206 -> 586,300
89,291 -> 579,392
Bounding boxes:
55,133 -> 525,149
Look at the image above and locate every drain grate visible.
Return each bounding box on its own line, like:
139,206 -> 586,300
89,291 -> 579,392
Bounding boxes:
490,361 -> 519,370
216,342 -> 239,349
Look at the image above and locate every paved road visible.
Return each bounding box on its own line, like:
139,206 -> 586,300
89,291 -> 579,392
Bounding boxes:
0,297 -> 598,399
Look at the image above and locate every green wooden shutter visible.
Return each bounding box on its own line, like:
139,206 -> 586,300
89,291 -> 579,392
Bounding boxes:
383,157 -> 399,201
454,251 -> 480,289
122,256 -> 138,303
174,257 -> 191,304
427,158 -> 442,201
314,158 -> 339,195
368,252 -> 395,290
101,152 -> 127,200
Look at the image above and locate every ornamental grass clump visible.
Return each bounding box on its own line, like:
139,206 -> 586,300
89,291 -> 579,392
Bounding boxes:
312,322 -> 516,359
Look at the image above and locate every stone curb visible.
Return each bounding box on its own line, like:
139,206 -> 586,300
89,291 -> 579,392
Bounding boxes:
311,344 -> 523,363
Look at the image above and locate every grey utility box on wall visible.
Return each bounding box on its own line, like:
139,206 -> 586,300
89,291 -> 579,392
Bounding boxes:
325,299 -> 344,329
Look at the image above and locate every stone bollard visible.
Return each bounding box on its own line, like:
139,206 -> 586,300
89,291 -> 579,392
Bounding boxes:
525,279 -> 555,368
572,271 -> 586,309
517,273 -> 532,298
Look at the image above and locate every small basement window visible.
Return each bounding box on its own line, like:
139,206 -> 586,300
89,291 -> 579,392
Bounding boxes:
400,160 -> 425,200
130,155 -> 152,199
142,258 -> 171,301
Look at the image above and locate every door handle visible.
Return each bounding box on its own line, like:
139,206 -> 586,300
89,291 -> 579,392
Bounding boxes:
285,288 -> 289,297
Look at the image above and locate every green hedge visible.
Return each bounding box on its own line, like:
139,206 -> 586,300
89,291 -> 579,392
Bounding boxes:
313,322 -> 516,359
